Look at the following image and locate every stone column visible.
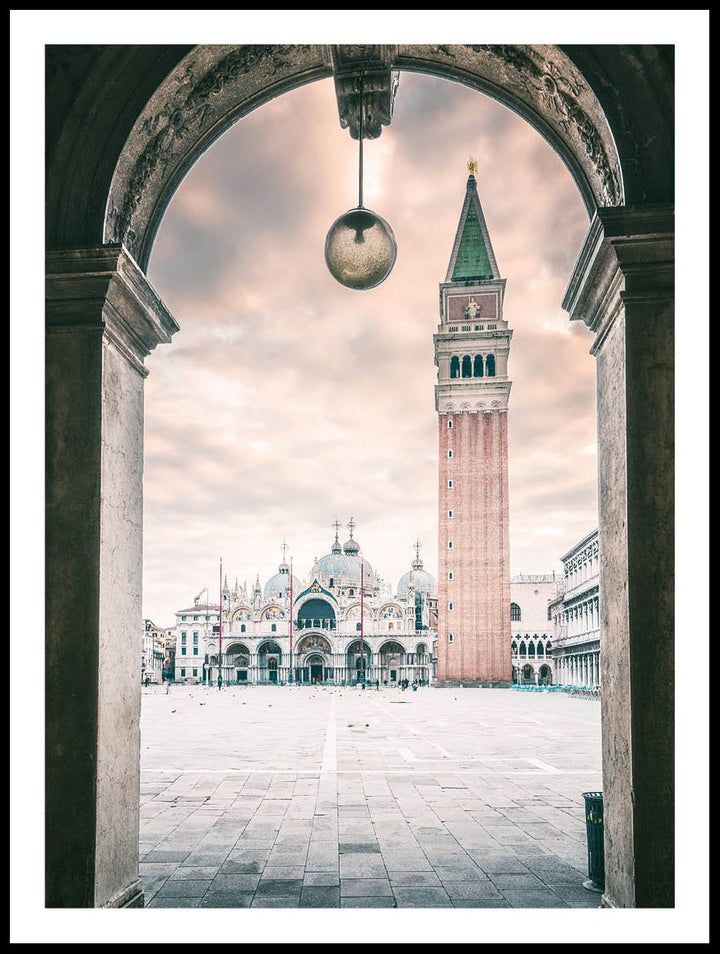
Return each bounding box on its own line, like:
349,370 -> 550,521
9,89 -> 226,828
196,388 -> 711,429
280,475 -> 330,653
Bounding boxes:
563,206 -> 674,908
46,246 -> 179,907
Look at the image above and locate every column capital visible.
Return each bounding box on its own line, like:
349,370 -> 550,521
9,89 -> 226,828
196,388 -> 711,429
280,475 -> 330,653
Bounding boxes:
562,204 -> 674,353
46,245 -> 180,374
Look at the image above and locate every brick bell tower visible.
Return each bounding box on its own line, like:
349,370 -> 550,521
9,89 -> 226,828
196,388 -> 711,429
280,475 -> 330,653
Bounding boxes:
434,160 -> 513,687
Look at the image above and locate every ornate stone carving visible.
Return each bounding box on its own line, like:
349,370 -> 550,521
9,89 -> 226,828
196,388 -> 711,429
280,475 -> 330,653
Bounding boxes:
330,44 -> 399,140
108,45 -> 312,255
423,44 -> 621,207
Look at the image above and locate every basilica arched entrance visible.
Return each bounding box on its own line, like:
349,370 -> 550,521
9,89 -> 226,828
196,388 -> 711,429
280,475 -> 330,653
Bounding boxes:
220,641 -> 250,685
346,640 -> 372,684
295,633 -> 333,684
257,641 -> 282,684
305,653 -> 326,684
379,640 -> 406,685
43,42 -> 676,910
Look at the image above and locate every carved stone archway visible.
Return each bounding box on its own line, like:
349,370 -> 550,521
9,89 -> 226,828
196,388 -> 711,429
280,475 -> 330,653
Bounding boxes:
45,44 -> 674,911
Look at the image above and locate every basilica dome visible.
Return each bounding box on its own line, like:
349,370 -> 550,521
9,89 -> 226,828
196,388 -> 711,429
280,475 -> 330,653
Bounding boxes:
397,552 -> 437,600
263,562 -> 302,601
316,525 -> 374,586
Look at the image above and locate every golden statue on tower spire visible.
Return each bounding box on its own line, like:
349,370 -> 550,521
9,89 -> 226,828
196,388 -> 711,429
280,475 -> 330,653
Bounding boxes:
468,157 -> 478,176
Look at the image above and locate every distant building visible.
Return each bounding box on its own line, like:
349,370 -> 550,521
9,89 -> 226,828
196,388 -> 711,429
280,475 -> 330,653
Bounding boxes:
510,575 -> 560,685
141,620 -> 167,684
549,529 -> 601,687
171,521 -> 437,687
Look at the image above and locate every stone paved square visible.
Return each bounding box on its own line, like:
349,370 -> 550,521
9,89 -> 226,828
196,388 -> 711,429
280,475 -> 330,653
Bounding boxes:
139,683 -> 603,913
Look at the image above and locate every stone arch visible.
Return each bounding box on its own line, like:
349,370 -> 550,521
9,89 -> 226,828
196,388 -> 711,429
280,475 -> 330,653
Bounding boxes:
44,43 -> 676,911
82,45 -> 657,274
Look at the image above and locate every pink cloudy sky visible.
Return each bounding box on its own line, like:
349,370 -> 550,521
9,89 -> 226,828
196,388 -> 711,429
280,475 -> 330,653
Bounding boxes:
142,70 -> 598,624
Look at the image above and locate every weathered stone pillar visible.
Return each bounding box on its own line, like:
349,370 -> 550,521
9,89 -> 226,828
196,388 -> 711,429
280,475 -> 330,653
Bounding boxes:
563,205 -> 674,908
46,246 -> 179,907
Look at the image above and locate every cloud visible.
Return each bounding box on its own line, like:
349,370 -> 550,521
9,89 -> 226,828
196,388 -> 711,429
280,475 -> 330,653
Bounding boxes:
142,71 -> 596,624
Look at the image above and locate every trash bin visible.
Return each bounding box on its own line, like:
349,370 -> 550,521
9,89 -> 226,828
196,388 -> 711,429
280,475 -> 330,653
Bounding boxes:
582,791 -> 605,892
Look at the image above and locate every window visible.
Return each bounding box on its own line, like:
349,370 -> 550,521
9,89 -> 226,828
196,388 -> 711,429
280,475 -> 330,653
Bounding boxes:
180,668 -> 186,677
450,356 -> 460,378
193,632 -> 198,643
448,541 -> 453,549
448,510 -> 453,518
181,647 -> 186,655
192,669 -> 198,677
448,571 -> 454,580
448,449 -> 453,458
462,324 -> 470,331
449,326 -> 458,332
447,419 -> 453,428
510,602 -> 522,621
475,325 -> 483,331
181,633 -> 187,644
193,647 -> 198,655
461,355 -> 472,378
448,479 -> 453,488
271,623 -> 277,632
448,633 -> 454,643
448,602 -> 454,611
486,354 -> 496,376
473,354 -> 484,377
240,623 -> 246,632
488,323 -> 497,330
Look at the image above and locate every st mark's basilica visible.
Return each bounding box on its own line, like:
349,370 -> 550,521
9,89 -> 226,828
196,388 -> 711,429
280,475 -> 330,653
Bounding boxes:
172,521 -> 438,687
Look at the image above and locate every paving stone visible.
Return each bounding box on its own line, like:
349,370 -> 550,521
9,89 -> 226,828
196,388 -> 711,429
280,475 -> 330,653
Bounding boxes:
303,871 -> 340,887
210,872 -> 261,892
499,887 -> 569,908
341,896 -> 396,908
392,886 -> 452,908
258,866 -> 305,882
339,853 -> 388,879
152,879 -> 209,899
387,871 -> 442,887
254,878 -> 303,897
300,886 -> 340,907
168,865 -> 219,881
340,878 -> 394,897
200,891 -> 254,908
146,896 -> 202,908
443,881 -> 505,901
251,897 -> 300,907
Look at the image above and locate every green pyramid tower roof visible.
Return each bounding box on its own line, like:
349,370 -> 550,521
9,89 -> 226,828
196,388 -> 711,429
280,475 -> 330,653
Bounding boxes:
445,170 -> 500,284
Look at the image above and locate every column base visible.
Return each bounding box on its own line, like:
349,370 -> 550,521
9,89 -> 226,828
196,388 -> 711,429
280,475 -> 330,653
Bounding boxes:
104,879 -> 144,908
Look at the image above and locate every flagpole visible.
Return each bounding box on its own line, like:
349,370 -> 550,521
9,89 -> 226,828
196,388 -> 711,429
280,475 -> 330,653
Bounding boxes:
218,557 -> 223,690
289,557 -> 294,684
360,557 -> 365,686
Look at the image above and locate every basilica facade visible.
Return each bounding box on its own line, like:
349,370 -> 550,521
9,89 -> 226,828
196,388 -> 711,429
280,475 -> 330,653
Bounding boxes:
171,521 -> 438,687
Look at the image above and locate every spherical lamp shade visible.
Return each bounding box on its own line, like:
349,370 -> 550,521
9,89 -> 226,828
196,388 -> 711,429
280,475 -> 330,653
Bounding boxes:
325,207 -> 397,290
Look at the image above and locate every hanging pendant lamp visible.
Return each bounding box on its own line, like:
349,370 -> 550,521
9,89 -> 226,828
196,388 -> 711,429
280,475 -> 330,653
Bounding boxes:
324,73 -> 397,291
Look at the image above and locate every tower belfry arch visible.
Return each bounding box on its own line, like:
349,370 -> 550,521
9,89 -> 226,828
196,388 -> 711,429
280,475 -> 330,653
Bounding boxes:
45,43 -> 675,911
